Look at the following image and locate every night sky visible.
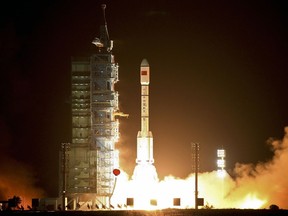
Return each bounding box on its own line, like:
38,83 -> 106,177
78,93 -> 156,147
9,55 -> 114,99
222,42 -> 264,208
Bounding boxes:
0,0 -> 287,197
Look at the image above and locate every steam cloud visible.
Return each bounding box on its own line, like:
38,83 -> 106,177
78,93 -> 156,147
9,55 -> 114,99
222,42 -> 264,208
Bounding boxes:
225,126 -> 288,208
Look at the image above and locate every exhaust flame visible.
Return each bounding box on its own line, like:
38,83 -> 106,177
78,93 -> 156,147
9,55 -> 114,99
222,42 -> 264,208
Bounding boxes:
113,127 -> 288,209
240,194 -> 266,209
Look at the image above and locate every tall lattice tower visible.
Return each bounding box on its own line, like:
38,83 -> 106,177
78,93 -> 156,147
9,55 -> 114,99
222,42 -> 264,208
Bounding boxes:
63,4 -> 124,209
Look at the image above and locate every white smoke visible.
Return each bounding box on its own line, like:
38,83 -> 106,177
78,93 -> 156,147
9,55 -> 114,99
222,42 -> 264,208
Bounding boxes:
223,126 -> 288,208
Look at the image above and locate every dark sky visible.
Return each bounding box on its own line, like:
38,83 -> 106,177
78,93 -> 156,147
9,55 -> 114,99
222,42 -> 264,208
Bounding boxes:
0,0 -> 287,197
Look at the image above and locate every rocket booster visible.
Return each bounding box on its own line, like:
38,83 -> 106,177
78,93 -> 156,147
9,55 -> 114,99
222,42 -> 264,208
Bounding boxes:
136,59 -> 154,165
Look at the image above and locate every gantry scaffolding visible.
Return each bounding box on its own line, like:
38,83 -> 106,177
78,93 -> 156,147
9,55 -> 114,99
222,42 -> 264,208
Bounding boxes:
61,4 -> 123,209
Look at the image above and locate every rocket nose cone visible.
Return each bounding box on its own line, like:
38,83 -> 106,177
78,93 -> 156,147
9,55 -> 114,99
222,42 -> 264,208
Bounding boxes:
141,59 -> 149,67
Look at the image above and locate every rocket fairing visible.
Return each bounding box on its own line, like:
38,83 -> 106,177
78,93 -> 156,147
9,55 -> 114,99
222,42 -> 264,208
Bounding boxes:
136,59 -> 154,165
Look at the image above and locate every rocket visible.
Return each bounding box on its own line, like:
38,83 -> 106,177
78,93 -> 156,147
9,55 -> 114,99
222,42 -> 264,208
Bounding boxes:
136,59 -> 154,165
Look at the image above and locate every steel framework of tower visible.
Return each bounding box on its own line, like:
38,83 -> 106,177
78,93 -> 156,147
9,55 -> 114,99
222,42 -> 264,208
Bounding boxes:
62,4 -> 124,209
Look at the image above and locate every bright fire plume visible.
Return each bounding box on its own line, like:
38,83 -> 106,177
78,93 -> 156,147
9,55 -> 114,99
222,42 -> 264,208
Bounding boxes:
112,127 -> 288,209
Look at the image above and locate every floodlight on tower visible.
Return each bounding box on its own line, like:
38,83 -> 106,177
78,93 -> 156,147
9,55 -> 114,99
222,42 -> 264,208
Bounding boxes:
217,149 -> 226,178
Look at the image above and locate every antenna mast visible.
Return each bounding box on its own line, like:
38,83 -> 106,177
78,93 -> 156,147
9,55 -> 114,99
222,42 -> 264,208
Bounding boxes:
92,4 -> 113,52
192,142 -> 199,209
102,4 -> 107,25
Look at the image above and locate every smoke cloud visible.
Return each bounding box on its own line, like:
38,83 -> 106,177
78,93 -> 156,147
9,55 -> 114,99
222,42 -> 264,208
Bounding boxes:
225,126 -> 288,208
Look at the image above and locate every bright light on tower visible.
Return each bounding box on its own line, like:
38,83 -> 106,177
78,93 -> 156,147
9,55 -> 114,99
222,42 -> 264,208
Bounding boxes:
217,149 -> 226,178
217,149 -> 225,158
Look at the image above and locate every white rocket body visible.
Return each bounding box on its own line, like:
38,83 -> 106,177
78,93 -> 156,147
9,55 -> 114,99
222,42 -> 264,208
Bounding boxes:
136,59 -> 154,165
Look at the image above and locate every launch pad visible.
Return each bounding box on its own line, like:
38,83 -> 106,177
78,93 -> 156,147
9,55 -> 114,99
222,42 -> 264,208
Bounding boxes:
51,4 -> 284,212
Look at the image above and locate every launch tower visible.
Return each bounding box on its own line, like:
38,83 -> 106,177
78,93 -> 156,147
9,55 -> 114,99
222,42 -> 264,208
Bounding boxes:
64,4 -> 124,209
